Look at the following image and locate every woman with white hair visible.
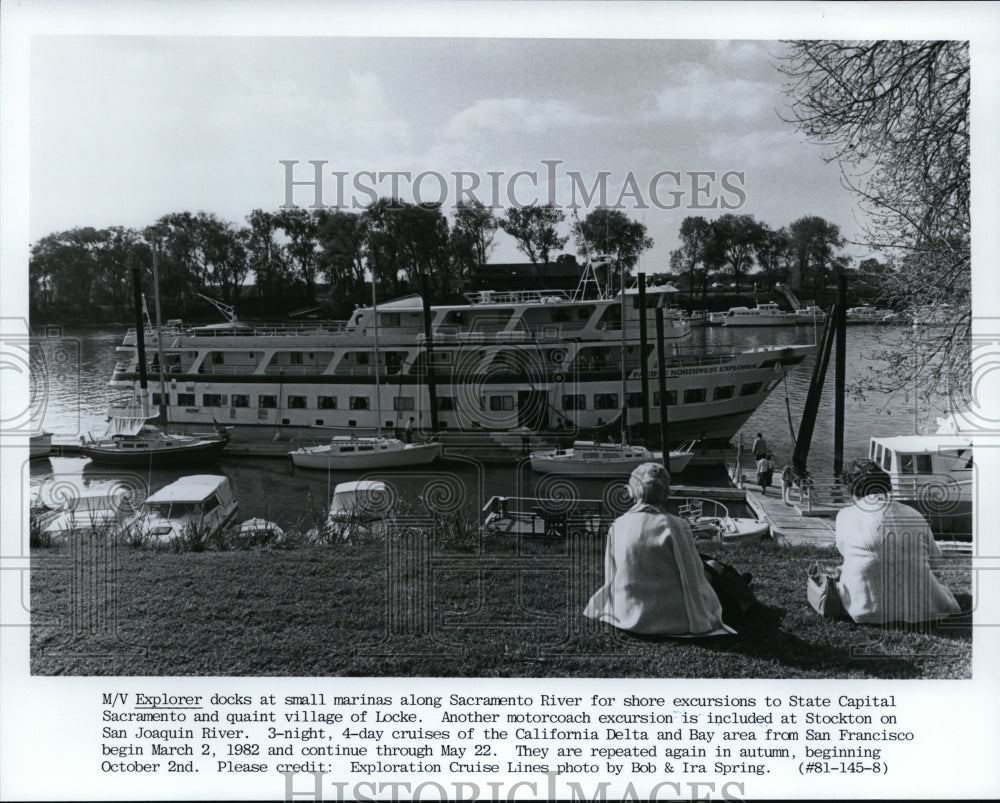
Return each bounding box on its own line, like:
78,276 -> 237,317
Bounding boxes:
584,462 -> 734,636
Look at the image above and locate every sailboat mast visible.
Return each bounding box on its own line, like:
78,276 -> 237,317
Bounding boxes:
151,242 -> 168,421
131,267 -> 150,419
619,259 -> 628,446
372,279 -> 382,437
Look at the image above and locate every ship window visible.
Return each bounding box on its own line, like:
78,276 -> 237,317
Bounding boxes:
379,312 -> 401,327
212,351 -> 224,364
258,395 -> 277,409
359,446 -> 375,452
438,396 -> 455,411
916,454 -> 933,474
356,353 -> 369,365
203,494 -> 220,513
350,396 -> 369,410
290,352 -> 303,365
232,395 -> 249,408
881,450 -> 892,472
152,393 -> 163,407
739,382 -> 763,397
393,397 -> 415,411
318,396 -> 337,410
489,396 -> 514,411
258,410 -> 269,420
562,394 -> 586,411
683,388 -> 707,404
288,395 -> 307,409
594,393 -> 619,410
900,454 -> 915,474
177,393 -> 195,406
202,394 -> 228,407
713,385 -> 735,400
653,390 -> 677,406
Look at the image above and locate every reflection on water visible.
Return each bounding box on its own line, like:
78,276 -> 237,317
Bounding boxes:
29,325 -> 953,532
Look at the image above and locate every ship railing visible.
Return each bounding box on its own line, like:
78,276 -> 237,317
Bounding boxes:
463,289 -> 574,305
789,477 -> 851,514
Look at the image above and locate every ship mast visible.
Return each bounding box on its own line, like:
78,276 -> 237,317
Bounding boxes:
372,279 -> 383,437
151,243 -> 168,421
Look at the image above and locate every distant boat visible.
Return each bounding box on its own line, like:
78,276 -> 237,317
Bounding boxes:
289,435 -> 441,470
529,440 -> 695,477
722,302 -> 801,327
30,431 -> 53,458
846,305 -> 896,324
81,420 -> 230,467
126,475 -> 238,543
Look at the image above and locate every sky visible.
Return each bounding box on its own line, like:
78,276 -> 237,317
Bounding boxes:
27,33 -> 870,272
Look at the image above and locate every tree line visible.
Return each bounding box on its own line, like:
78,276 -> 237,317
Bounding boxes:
28,202 -> 658,324
668,213 -> 847,307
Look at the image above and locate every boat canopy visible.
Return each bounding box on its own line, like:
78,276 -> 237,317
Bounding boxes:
144,475 -> 229,504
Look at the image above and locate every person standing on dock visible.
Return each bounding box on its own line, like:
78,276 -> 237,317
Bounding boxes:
756,453 -> 774,495
781,463 -> 795,505
751,432 -> 767,461
404,417 -> 414,443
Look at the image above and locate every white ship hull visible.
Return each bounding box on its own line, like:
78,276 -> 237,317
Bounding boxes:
107,290 -> 813,448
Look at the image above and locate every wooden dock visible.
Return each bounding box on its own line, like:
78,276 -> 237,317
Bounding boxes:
744,486 -> 838,546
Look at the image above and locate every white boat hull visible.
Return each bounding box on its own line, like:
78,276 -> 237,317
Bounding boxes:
290,441 -> 441,470
530,443 -> 693,477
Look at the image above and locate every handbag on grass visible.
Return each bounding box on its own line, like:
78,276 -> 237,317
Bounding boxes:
807,562 -> 844,618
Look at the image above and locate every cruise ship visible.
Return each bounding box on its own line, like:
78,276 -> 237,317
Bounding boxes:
108,286 -> 814,448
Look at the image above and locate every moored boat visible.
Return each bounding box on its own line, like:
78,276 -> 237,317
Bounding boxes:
290,436 -> 440,470
529,440 -> 694,477
106,278 -> 814,447
676,497 -> 771,541
867,434 -> 972,539
80,421 -> 230,467
125,475 -> 238,543
32,486 -> 133,538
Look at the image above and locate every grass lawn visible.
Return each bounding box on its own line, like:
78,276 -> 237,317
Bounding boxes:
30,525 -> 972,678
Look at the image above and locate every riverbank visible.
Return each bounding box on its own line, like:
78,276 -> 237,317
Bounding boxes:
31,534 -> 971,678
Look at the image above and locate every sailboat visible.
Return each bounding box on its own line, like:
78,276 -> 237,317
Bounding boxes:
529,241 -> 693,478
82,259 -> 230,467
288,282 -> 441,471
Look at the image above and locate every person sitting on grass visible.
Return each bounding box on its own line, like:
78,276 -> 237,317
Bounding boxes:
583,462 -> 734,636
835,458 -> 961,625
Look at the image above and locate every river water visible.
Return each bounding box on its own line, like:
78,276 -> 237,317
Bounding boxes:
29,324 -> 949,532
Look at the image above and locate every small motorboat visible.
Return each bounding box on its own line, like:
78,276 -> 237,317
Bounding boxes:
676,497 -> 771,541
126,475 -> 238,544
31,486 -> 133,538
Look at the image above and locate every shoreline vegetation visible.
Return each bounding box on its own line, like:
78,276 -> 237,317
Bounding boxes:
30,519 -> 971,679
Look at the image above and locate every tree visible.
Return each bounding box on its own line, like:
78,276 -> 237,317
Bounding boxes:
753,225 -> 790,291
363,199 -> 455,299
273,208 -> 321,295
499,204 -> 567,288
572,208 -> 653,295
778,40 -> 970,399
669,216 -> 712,303
451,200 -> 498,274
245,209 -> 292,305
315,209 -> 368,316
707,214 -> 765,294
785,215 -> 845,302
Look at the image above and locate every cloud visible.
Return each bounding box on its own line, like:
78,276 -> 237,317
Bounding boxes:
654,63 -> 779,123
445,98 -> 601,139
